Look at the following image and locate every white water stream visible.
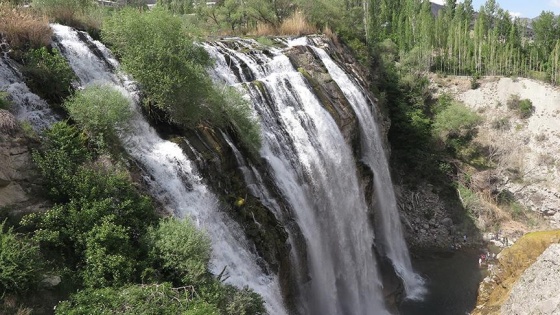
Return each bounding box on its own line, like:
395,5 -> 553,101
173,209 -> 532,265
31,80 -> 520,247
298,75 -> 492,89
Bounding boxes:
310,44 -> 426,299
206,40 -> 391,315
50,24 -> 286,315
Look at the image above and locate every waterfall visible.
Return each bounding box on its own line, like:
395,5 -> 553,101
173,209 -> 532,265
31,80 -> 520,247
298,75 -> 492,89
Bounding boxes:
0,57 -> 58,130
50,24 -> 287,315
206,40 -> 390,315
310,44 -> 426,300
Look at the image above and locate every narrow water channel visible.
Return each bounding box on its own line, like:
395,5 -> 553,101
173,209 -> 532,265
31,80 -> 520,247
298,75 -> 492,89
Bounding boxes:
399,249 -> 483,315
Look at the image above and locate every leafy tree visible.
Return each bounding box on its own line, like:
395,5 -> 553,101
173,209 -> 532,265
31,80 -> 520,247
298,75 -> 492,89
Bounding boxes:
0,221 -> 42,296
102,8 -> 215,127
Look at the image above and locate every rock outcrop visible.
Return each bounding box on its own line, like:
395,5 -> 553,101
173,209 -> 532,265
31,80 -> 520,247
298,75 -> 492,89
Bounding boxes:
501,243 -> 560,315
473,230 -> 560,315
0,111 -> 47,216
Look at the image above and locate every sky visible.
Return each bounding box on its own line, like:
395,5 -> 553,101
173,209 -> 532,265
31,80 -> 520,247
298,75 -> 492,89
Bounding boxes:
431,0 -> 560,18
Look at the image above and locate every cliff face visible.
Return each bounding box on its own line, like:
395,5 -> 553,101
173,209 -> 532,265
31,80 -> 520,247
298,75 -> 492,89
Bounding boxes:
0,110 -> 48,219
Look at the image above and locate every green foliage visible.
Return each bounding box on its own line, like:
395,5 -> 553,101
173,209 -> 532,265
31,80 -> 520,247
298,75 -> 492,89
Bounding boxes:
0,221 -> 42,296
64,84 -> 132,145
82,219 -> 136,288
216,86 -> 261,156
145,218 -> 211,285
507,94 -> 534,119
433,101 -> 481,141
26,121 -> 156,287
0,92 -> 11,110
32,122 -> 90,202
22,47 -> 75,105
102,8 -> 214,126
55,283 -> 220,315
102,8 -> 261,151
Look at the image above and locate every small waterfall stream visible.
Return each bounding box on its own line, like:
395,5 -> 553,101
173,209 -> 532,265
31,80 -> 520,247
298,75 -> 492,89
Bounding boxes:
310,44 -> 426,299
0,58 -> 58,130
50,24 -> 287,315
206,40 -> 391,314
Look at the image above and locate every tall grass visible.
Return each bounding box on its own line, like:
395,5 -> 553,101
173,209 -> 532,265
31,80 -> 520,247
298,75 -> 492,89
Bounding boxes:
250,11 -> 317,36
0,4 -> 52,54
278,11 -> 317,36
32,0 -> 104,36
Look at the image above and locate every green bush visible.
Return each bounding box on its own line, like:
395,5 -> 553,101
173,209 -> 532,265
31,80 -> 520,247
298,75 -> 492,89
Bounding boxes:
518,99 -> 534,118
32,122 -> 90,202
22,47 -> 75,105
55,283 -> 220,315
145,218 -> 211,285
102,8 -> 214,126
433,102 -> 481,141
0,221 -> 42,296
0,92 -> 11,110
64,84 -> 132,145
507,94 -> 534,119
215,86 -> 261,156
102,8 -> 261,151
82,219 -> 136,288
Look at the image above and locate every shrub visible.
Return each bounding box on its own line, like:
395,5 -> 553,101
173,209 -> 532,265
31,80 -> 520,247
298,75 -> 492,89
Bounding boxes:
0,91 -> 11,110
55,283 -> 220,314
82,219 -> 136,288
214,86 -> 261,156
22,47 -> 75,105
507,94 -> 534,119
102,8 -> 214,126
433,101 -> 481,141
518,99 -> 534,118
145,218 -> 211,285
102,8 -> 262,151
0,221 -> 42,296
64,84 -> 132,145
491,117 -> 510,130
0,4 -> 52,55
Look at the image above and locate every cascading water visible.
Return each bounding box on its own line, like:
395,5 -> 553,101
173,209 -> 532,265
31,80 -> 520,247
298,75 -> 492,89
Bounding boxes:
206,40 -> 391,315
50,24 -> 287,315
0,57 -> 58,130
309,44 -> 426,299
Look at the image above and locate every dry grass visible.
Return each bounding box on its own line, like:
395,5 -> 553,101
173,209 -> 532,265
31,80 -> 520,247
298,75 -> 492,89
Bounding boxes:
0,4 -> 52,52
279,11 -> 317,36
250,23 -> 277,37
322,25 -> 339,45
0,109 -> 18,133
250,11 -> 317,36
473,230 -> 560,315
